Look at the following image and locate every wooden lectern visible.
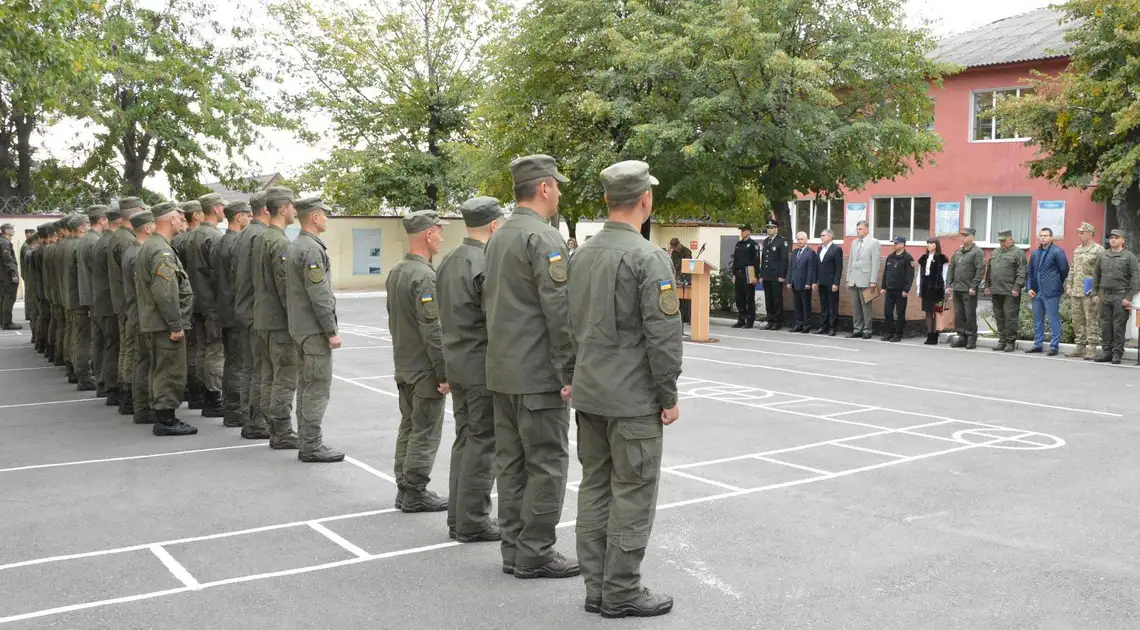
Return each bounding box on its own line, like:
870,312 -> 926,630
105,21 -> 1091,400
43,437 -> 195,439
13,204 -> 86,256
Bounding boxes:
680,259 -> 718,343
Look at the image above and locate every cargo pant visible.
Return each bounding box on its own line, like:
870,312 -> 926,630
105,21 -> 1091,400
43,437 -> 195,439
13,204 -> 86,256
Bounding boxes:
953,291 -> 978,340
447,383 -> 496,536
99,315 -> 120,388
222,327 -> 243,424
0,280 -> 15,326
241,323 -> 268,432
57,306 -> 69,366
194,314 -> 224,394
132,328 -> 152,423
70,308 -> 94,386
295,334 -> 332,454
186,325 -> 200,395
575,412 -> 663,605
1099,292 -> 1130,358
492,391 -> 570,570
393,371 -> 446,493
257,329 -> 299,440
1071,295 -> 1100,349
990,293 -> 1021,346
117,316 -> 128,384
148,331 -> 187,411
90,316 -> 104,388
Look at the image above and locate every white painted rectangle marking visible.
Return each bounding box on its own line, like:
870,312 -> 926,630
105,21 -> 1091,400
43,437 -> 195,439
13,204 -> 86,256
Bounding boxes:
834,442 -> 906,459
308,522 -> 370,559
753,456 -> 831,476
665,469 -> 743,491
149,545 -> 200,589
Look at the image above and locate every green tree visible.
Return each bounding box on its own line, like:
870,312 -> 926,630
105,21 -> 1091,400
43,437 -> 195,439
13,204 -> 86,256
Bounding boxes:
997,0 -> 1140,249
269,0 -> 508,215
78,0 -> 273,198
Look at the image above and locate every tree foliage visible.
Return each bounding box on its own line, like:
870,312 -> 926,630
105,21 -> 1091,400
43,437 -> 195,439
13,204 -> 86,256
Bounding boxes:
270,0 -> 508,215
997,0 -> 1140,242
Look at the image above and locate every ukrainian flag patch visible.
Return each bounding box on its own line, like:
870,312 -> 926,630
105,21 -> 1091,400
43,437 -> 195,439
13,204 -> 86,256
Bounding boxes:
547,252 -> 563,262
658,279 -> 673,292
420,293 -> 434,303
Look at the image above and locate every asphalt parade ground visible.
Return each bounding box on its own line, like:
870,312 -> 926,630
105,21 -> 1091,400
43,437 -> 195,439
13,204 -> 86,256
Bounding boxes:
1,296 -> 1137,629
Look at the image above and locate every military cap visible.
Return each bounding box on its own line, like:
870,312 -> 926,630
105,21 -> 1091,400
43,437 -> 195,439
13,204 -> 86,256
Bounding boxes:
198,192 -> 224,210
892,236 -> 907,245
179,200 -> 201,215
960,227 -> 976,236
600,160 -> 658,204
250,190 -> 267,211
66,214 -> 89,230
36,225 -> 47,237
510,154 -> 569,186
402,210 -> 448,234
264,187 -> 295,205
119,197 -> 149,212
296,196 -> 330,218
740,224 -> 753,232
1078,222 -> 1095,233
765,220 -> 779,229
105,207 -> 122,221
1109,229 -> 1126,238
43,223 -> 56,235
0,223 -> 12,231
998,229 -> 1013,239
86,205 -> 108,222
130,211 -> 155,229
459,196 -> 503,228
152,202 -> 179,219
224,200 -> 251,221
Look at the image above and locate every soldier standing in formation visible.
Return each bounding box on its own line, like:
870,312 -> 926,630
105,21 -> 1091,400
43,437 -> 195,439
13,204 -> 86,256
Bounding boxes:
234,191 -> 272,440
983,229 -> 1027,353
730,225 -> 760,328
216,200 -> 251,428
0,223 -> 20,329
386,210 -> 450,512
19,228 -> 37,337
484,155 -> 578,579
111,198 -> 148,414
185,193 -> 226,418
567,160 -> 680,618
93,206 -> 121,404
64,213 -> 96,389
286,196 -> 344,463
123,209 -> 156,425
1092,229 -> 1140,364
1066,222 -> 1103,359
946,227 -> 985,349
79,207 -> 108,396
176,200 -> 204,409
436,197 -> 502,542
760,220 -> 789,330
136,202 -> 197,436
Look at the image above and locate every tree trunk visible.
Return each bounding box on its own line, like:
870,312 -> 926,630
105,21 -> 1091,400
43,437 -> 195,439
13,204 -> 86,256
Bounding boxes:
1118,183 -> 1140,256
566,217 -> 576,239
774,200 -> 793,242
0,123 -> 12,200
123,155 -> 146,196
14,111 -> 35,199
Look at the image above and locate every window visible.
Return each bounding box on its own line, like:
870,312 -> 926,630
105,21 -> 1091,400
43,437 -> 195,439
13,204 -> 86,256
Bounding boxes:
871,196 -> 931,242
791,199 -> 845,240
967,196 -> 1032,244
972,88 -> 1034,141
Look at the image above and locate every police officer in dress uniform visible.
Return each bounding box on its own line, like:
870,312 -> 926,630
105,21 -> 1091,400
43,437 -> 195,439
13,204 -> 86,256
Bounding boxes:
437,197 -> 503,542
386,210 -> 450,512
186,192 -> 227,418
568,160 -> 681,618
215,200 -> 252,428
1092,229 -> 1140,364
730,225 -> 760,328
484,154 -> 578,579
233,191 -> 272,440
760,220 -> 789,330
136,202 -> 197,436
123,210 -> 156,424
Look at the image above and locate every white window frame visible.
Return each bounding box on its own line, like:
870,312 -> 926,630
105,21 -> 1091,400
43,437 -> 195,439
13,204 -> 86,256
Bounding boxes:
869,196 -> 932,244
970,87 -> 1033,143
964,195 -> 1033,249
792,199 -> 845,244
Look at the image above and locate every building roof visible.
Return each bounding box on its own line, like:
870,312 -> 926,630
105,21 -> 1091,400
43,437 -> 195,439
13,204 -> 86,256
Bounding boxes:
932,8 -> 1077,69
201,173 -> 282,203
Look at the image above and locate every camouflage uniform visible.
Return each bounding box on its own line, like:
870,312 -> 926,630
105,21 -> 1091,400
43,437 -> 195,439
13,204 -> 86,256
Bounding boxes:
1066,227 -> 1103,358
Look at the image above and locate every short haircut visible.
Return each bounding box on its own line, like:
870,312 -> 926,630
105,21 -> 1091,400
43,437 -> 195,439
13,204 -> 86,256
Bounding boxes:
796,231 -> 808,240
513,176 -> 552,203
267,199 -> 291,216
1039,227 -> 1053,236
820,229 -> 833,237
856,220 -> 869,228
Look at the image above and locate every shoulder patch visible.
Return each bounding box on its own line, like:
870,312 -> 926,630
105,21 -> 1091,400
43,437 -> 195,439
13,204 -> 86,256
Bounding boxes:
658,279 -> 679,316
419,292 -> 438,320
547,251 -> 568,283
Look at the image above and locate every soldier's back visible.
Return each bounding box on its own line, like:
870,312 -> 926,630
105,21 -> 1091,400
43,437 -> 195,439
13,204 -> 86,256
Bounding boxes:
285,232 -> 334,338
235,221 -> 266,325
436,241 -> 488,386
385,255 -> 436,374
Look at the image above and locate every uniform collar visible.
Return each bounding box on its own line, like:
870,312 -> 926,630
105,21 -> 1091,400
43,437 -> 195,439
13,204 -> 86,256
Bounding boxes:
268,224 -> 285,234
404,253 -> 432,266
251,218 -> 266,227
513,207 -> 546,222
462,237 -> 486,249
300,230 -> 326,249
603,220 -> 638,234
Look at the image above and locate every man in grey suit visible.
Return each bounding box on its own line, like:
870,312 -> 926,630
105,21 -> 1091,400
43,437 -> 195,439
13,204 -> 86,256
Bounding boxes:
845,220 -> 880,339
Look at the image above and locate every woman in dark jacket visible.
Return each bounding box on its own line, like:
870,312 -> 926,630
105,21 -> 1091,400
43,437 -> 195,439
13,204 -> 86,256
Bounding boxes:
917,238 -> 949,345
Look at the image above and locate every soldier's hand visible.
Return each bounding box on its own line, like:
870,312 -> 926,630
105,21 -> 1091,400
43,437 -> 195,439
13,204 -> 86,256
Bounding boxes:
328,335 -> 342,349
1124,299 -> 1132,309
560,384 -> 573,402
1065,289 -> 1071,297
831,284 -> 839,292
879,289 -> 886,296
661,406 -> 679,426
437,382 -> 450,395
778,277 -> 785,283
902,292 -> 909,298
969,288 -> 976,296
169,330 -> 185,342
1012,290 -> 1020,297
811,284 -> 818,290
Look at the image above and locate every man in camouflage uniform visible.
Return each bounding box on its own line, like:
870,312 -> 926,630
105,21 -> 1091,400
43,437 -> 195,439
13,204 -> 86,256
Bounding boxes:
568,160 -> 680,618
1092,229 -> 1140,364
80,206 -> 109,396
386,210 -> 450,512
0,223 -> 18,330
983,229 -> 1026,352
233,191 -> 271,440
437,197 -> 503,542
484,155 -> 578,579
254,187 -> 301,449
216,200 -> 251,428
286,196 -> 344,463
1065,222 -> 1103,359
109,198 -> 147,414
185,192 -> 226,418
137,202 -> 197,436
123,210 -> 156,424
64,213 -> 96,389
946,227 -> 986,349
92,206 -> 121,403
175,200 -> 203,408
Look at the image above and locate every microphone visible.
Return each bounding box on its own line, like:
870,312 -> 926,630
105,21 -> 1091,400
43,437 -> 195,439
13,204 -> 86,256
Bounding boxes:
696,243 -> 706,258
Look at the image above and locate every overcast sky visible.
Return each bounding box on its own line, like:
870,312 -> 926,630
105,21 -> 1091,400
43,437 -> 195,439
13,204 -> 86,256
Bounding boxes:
38,0 -> 1056,198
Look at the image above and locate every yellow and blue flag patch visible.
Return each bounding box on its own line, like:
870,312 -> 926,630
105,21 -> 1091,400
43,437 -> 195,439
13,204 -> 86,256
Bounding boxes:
547,252 -> 563,262
420,293 -> 434,303
658,279 -> 674,292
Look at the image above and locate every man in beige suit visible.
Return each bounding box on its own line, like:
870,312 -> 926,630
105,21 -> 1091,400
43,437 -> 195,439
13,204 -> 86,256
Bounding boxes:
845,220 -> 880,339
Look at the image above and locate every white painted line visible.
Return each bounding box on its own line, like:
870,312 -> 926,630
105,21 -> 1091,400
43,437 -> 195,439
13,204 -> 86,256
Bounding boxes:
344,456 -> 398,485
0,587 -> 194,624
0,444 -> 263,474
149,545 -> 200,589
685,341 -> 878,366
664,469 -> 743,492
347,375 -> 394,381
822,408 -> 880,418
0,366 -> 55,372
334,374 -> 455,416
308,522 -> 371,559
753,456 -> 831,476
833,442 -> 906,459
756,397 -> 822,407
682,355 -> 1123,417
339,331 -> 390,342
337,345 -> 392,351
0,398 -> 103,410
333,291 -> 387,298
710,331 -> 861,352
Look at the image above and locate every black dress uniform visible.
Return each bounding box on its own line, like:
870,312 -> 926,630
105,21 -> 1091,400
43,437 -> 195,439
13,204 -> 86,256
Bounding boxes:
760,223 -> 789,329
731,228 -> 760,328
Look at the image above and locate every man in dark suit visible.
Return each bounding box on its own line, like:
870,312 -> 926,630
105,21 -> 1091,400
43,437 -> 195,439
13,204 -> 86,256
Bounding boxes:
786,231 -> 818,333
815,229 -> 843,335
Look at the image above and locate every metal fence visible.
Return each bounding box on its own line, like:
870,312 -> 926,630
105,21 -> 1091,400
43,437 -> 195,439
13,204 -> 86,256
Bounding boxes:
0,194 -> 110,216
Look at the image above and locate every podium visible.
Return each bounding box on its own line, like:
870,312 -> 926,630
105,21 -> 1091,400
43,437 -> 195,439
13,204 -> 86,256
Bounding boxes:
679,259 -> 718,343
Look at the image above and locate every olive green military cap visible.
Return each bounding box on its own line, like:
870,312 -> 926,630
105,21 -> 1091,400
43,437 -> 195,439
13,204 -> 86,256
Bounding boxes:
198,192 -> 224,210
960,227 -> 976,236
1109,229 -> 1126,238
600,160 -> 658,204
43,223 -> 56,235
998,229 -> 1013,239
130,211 -> 155,229
1078,222 -> 1095,233
118,196 -> 149,212
250,190 -> 267,211
86,205 -> 108,222
224,200 -> 251,221
264,187 -> 295,204
152,202 -> 179,219
179,200 -> 201,215
36,224 -> 48,237
104,206 -> 122,221
402,209 -> 447,234
459,196 -> 503,228
510,154 -> 569,186
0,223 -> 12,232
66,213 -> 89,230
296,196 -> 329,217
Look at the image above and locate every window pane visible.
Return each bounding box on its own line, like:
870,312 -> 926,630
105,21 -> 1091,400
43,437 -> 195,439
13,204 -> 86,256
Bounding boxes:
873,198 -> 892,241
890,197 -> 912,240
992,196 -> 1032,245
912,197 -> 932,242
829,199 -> 845,239
974,91 -> 994,141
795,201 -> 812,236
969,198 -> 989,241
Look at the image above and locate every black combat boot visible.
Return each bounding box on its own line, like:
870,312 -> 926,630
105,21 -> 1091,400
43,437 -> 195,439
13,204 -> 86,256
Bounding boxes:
600,587 -> 674,618
457,522 -> 501,544
152,409 -> 197,436
105,385 -> 121,406
201,390 -> 225,418
96,382 -> 107,398
187,382 -> 204,410
119,386 -> 134,415
514,551 -> 580,579
67,363 -> 77,383
400,489 -> 448,513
